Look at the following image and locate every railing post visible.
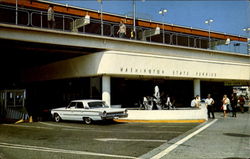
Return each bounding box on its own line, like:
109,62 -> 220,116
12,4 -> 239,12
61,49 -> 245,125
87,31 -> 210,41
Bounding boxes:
27,11 -> 31,26
40,11 -> 43,28
63,15 -> 65,31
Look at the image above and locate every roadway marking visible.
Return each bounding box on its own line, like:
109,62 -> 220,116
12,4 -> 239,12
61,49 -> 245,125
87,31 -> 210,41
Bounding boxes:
0,142 -> 136,159
2,124 -> 53,130
95,138 -> 167,142
39,122 -> 182,134
150,119 -> 218,159
147,125 -> 189,128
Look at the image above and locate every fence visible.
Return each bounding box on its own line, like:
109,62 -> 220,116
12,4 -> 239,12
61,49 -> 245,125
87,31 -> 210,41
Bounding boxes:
0,4 -> 248,54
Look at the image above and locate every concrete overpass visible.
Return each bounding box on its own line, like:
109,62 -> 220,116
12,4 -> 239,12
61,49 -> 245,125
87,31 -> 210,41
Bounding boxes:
0,23 -> 249,107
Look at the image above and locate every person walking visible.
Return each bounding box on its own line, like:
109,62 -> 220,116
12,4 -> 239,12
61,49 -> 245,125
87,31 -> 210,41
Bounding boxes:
238,95 -> 245,113
222,94 -> 230,117
47,5 -> 55,29
231,93 -> 238,117
117,20 -> 126,38
205,94 -> 215,119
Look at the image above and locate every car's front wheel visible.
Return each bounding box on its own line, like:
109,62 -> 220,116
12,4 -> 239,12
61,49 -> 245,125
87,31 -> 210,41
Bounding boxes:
54,113 -> 61,122
84,117 -> 92,125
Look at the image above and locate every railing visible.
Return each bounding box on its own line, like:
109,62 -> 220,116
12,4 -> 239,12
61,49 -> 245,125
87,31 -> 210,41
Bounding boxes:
0,4 -> 248,54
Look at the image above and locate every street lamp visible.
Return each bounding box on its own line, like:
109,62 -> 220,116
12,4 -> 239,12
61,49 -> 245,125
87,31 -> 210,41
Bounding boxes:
159,9 -> 167,44
132,0 -> 145,39
243,27 -> 250,54
16,0 -> 18,25
132,0 -> 136,39
97,0 -> 103,36
205,19 -> 214,49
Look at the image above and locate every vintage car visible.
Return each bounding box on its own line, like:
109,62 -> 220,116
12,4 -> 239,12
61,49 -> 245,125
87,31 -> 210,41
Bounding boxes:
51,100 -> 128,124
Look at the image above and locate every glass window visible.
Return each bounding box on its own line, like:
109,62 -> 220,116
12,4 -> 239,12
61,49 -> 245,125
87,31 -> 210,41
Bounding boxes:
69,102 -> 77,107
15,92 -> 24,106
76,102 -> 84,108
7,92 -> 14,107
88,101 -> 108,109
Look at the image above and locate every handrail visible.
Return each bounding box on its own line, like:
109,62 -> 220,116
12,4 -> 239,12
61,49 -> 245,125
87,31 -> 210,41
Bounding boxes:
0,4 -> 248,54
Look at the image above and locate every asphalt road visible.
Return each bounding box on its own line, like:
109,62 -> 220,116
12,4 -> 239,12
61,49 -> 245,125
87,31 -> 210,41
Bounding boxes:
0,121 -> 199,159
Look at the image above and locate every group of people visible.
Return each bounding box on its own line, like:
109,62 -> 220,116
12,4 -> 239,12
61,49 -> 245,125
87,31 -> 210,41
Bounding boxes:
221,94 -> 246,118
191,93 -> 246,119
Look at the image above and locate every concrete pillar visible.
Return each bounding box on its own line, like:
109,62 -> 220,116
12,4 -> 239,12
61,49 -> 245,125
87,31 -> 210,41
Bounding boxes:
194,79 -> 201,97
102,75 -> 111,106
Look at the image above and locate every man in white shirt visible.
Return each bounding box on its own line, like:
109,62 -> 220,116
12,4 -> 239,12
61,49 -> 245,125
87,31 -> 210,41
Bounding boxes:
205,94 -> 215,119
191,97 -> 196,108
117,20 -> 126,38
47,5 -> 55,29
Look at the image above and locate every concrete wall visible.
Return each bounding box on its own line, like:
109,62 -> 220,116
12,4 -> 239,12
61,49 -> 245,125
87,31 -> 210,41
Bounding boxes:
22,50 -> 250,82
122,104 -> 208,121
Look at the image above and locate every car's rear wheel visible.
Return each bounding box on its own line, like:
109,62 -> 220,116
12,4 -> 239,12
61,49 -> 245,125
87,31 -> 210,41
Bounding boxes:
84,117 -> 92,125
54,113 -> 61,122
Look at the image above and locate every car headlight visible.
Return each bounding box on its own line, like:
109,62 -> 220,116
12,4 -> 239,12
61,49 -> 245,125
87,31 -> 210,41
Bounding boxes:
102,111 -> 107,117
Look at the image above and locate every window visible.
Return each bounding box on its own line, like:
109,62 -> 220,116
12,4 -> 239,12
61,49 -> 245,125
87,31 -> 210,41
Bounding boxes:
88,101 -> 108,109
69,102 -> 77,107
76,102 -> 84,108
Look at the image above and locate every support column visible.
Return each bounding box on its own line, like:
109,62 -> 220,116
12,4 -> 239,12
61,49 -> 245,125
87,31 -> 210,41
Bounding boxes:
194,79 -> 201,97
102,75 -> 111,106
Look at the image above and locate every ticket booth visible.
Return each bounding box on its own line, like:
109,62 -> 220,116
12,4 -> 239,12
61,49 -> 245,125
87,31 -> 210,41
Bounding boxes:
0,89 -> 27,120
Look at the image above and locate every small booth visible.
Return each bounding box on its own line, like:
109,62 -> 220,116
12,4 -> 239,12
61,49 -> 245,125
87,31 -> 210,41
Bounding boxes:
0,89 -> 28,121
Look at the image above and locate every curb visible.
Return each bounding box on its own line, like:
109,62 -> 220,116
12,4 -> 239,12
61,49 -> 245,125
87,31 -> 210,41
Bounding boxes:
114,119 -> 206,123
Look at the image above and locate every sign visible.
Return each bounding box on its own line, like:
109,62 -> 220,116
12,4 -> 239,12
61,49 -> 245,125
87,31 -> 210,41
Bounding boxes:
224,81 -> 250,86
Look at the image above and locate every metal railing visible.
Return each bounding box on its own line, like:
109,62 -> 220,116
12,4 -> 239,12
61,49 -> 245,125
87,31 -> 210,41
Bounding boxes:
0,4 -> 248,54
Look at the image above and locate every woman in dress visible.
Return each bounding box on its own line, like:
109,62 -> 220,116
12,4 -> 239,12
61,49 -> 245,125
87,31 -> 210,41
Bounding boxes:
222,94 -> 230,117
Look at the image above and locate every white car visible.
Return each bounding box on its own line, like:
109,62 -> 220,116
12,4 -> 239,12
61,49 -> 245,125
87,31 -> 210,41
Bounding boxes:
51,100 -> 128,124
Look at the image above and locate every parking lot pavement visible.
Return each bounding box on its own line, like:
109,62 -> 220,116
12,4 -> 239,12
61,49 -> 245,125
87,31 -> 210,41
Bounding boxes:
145,112 -> 250,159
0,121 -> 199,159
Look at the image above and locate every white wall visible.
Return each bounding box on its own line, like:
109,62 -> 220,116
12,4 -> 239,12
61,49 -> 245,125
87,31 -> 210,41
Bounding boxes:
22,50 -> 250,82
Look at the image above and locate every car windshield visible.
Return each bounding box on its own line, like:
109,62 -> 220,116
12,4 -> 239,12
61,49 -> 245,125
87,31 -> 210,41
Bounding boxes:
88,101 -> 109,109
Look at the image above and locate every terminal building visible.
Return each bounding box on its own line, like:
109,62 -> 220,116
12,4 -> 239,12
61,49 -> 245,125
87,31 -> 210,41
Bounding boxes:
0,0 -> 249,120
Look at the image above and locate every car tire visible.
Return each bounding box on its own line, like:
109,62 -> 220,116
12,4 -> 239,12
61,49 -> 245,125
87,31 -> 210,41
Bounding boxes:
54,113 -> 61,122
84,117 -> 92,125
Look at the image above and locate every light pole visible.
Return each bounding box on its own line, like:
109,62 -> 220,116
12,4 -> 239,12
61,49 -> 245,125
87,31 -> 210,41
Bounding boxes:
158,9 -> 167,44
132,0 -> 136,39
243,27 -> 250,54
205,19 -> 214,49
16,0 -> 18,25
97,0 -> 103,36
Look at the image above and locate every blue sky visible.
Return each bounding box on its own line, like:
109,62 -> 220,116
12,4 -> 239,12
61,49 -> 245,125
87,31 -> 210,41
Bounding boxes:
48,0 -> 249,37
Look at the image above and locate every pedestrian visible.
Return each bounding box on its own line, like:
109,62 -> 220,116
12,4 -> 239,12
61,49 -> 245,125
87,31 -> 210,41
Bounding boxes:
191,97 -> 199,108
222,94 -> 230,117
205,94 -> 215,119
238,95 -> 245,113
191,97 -> 196,108
231,93 -> 238,117
117,20 -> 126,38
195,95 -> 201,108
47,5 -> 55,29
